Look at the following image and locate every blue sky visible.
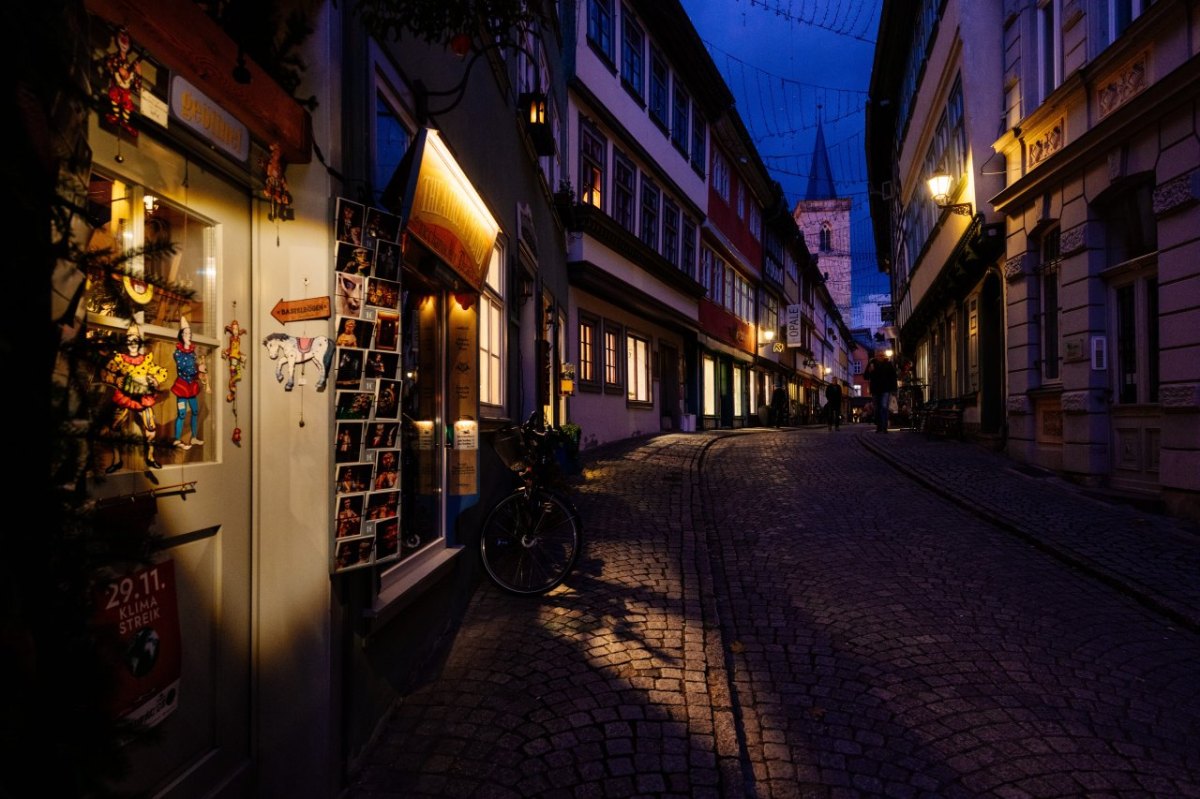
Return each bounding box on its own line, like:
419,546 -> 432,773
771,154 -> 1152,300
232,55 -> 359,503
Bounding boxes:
677,0 -> 887,303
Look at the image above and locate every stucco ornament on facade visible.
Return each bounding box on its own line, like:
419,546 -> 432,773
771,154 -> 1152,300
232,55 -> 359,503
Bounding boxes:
1026,119 -> 1064,169
1160,383 -> 1200,409
1060,225 -> 1086,256
1004,254 -> 1029,283
1153,169 -> 1200,217
1061,390 -> 1100,413
1007,395 -> 1031,415
1097,52 -> 1148,120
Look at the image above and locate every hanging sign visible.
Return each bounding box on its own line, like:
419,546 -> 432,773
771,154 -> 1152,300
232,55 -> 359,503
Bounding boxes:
170,75 -> 250,163
270,296 -> 332,325
786,304 -> 803,347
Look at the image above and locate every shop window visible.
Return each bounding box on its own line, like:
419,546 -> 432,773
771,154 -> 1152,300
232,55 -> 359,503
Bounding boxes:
732,365 -> 744,417
479,242 -> 505,412
603,321 -> 623,391
702,355 -> 717,416
626,332 -> 651,403
579,313 -> 599,389
83,172 -> 218,471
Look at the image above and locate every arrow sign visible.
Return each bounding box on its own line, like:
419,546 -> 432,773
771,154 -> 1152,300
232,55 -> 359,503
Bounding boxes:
271,296 -> 332,325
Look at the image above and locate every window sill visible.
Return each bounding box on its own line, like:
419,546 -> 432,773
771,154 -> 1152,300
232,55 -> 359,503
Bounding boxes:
364,545 -> 462,634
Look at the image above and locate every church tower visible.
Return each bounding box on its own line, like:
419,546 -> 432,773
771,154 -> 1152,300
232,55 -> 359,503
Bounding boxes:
792,117 -> 852,317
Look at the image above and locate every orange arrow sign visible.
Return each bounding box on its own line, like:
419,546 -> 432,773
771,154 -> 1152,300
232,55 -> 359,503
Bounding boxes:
271,296 -> 332,325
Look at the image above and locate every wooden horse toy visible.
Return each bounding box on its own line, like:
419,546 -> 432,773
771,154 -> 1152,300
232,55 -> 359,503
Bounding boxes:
262,332 -> 333,391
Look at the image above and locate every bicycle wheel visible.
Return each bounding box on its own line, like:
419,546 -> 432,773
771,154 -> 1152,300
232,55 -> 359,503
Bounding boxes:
480,488 -> 582,595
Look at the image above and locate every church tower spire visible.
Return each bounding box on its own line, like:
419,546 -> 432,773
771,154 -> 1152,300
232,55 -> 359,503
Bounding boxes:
805,117 -> 836,200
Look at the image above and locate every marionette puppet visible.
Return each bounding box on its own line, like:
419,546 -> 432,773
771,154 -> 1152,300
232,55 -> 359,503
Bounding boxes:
171,316 -> 206,449
103,322 -> 169,471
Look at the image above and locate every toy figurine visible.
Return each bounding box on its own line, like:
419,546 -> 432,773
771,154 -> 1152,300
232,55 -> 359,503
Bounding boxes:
170,317 -> 205,449
222,320 -> 246,403
103,27 -> 143,137
103,322 -> 168,471
262,143 -> 294,221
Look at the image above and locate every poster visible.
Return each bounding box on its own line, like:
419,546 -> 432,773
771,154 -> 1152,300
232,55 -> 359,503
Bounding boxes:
93,558 -> 182,731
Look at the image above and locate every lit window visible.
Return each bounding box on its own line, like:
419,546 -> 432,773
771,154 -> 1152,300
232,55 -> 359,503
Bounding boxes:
579,316 -> 598,385
626,333 -> 651,403
479,243 -> 505,409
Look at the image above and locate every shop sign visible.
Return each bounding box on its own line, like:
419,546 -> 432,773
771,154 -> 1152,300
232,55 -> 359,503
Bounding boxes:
389,128 -> 500,293
170,75 -> 250,163
93,558 -> 182,732
785,304 -> 803,347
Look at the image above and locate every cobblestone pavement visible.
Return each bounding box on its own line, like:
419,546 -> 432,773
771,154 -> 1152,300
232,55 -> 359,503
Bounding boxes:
345,426 -> 1200,798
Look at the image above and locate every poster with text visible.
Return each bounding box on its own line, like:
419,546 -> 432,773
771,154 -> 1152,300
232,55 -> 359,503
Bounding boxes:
93,559 -> 182,731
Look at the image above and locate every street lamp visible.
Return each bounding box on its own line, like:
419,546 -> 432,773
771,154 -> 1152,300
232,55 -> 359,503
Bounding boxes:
927,167 -> 973,216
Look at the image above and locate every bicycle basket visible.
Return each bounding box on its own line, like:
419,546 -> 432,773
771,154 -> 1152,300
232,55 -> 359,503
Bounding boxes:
493,426 -> 530,472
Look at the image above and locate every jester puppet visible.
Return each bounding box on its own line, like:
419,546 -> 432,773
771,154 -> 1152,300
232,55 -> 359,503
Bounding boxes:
103,322 -> 169,471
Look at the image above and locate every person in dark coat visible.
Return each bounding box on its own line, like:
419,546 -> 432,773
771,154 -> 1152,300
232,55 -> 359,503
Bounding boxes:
824,382 -> 843,431
770,383 -> 789,428
864,350 -> 899,432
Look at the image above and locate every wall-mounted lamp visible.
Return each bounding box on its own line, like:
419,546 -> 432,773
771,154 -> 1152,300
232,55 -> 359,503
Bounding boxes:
823,366 -> 832,376
519,92 -> 555,156
927,167 -> 973,216
885,348 -> 894,358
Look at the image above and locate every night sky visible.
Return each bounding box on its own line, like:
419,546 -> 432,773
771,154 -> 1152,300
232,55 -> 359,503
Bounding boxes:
677,0 -> 887,304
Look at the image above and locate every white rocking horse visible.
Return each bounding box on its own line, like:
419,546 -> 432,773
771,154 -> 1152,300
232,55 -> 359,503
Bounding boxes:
262,332 -> 333,391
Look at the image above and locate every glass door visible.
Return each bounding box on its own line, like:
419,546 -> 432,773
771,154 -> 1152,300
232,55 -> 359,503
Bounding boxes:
398,283 -> 444,558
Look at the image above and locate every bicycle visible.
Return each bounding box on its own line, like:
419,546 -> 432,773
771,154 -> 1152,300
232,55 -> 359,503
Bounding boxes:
480,413 -> 583,595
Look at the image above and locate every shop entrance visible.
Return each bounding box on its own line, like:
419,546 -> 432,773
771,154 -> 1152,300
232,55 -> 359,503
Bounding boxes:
398,278 -> 446,556
85,119 -> 254,796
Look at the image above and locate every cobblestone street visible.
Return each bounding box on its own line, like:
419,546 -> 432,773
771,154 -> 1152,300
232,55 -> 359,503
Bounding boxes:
346,427 -> 1200,798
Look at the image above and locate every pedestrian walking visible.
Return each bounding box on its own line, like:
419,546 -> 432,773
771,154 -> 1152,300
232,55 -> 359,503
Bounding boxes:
864,350 -> 898,432
770,383 -> 789,427
824,382 -> 843,430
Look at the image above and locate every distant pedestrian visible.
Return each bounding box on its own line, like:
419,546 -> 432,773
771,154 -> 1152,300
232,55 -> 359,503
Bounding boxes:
864,350 -> 898,433
824,382 -> 843,431
770,383 -> 789,428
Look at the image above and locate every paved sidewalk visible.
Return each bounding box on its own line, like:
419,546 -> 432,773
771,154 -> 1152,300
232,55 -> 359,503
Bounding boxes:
857,426 -> 1200,633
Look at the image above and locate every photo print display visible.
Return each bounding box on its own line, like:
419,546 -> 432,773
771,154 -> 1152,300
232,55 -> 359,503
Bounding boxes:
373,310 -> 399,351
335,462 -> 373,494
365,421 -> 398,450
335,198 -> 364,245
373,518 -> 400,563
335,349 -> 364,389
373,449 -> 399,489
364,350 -> 398,380
366,277 -> 400,310
365,490 -> 399,521
334,272 -> 365,318
334,537 -> 374,573
335,315 -> 374,349
335,241 -> 374,275
364,206 -> 401,247
373,240 -> 401,282
335,421 -> 364,463
374,378 -> 400,420
336,390 -> 374,420
336,494 -> 364,539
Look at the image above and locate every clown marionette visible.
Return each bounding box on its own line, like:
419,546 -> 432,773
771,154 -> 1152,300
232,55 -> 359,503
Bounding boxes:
171,316 -> 206,449
103,322 -> 169,471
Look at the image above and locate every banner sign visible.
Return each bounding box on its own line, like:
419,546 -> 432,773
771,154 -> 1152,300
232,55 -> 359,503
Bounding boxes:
786,304 -> 803,347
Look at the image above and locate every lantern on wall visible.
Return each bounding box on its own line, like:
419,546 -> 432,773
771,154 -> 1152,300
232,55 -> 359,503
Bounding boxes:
519,92 -> 555,156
